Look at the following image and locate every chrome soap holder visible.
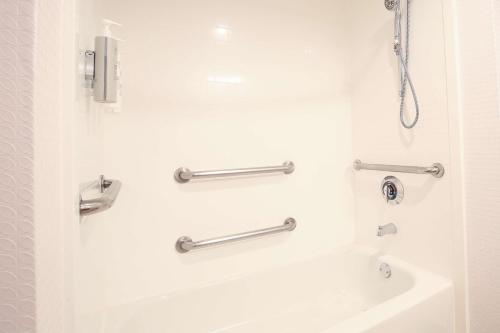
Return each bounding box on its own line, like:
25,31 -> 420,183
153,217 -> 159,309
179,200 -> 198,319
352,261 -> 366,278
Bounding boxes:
79,175 -> 122,217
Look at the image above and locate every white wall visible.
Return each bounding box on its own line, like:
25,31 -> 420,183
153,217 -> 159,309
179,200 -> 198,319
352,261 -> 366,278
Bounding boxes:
350,0 -> 466,331
455,0 -> 500,331
34,0 -> 78,332
75,0 -> 354,319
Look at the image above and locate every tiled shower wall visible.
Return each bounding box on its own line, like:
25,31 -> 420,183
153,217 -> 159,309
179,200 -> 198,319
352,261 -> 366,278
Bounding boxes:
0,0 -> 36,332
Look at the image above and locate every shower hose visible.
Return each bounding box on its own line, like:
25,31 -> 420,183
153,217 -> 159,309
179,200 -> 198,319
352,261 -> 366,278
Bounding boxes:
397,0 -> 419,129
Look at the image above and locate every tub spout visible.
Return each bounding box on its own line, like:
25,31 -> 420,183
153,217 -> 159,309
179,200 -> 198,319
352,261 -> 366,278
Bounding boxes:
377,223 -> 398,237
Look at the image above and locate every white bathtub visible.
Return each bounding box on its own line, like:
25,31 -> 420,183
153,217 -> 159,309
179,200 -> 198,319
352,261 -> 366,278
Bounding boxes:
79,247 -> 453,333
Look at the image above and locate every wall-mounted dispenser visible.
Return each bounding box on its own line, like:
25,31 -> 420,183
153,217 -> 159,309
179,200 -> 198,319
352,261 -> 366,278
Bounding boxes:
85,19 -> 122,103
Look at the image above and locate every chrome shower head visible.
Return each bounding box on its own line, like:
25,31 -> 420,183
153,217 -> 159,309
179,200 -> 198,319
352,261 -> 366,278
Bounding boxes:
385,0 -> 399,11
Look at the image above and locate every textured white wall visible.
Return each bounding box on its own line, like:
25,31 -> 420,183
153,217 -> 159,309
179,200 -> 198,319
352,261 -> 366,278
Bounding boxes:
0,1 -> 36,332
0,0 -> 75,331
456,0 -> 500,331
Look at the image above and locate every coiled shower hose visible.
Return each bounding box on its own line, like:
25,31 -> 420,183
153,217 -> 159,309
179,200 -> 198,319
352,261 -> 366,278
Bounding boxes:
397,0 -> 419,129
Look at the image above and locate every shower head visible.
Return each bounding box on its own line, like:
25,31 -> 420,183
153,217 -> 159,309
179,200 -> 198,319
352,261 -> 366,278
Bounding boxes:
385,0 -> 399,11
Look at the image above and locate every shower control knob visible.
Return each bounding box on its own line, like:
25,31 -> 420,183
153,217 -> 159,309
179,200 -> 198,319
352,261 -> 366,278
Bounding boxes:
383,183 -> 397,200
381,176 -> 404,205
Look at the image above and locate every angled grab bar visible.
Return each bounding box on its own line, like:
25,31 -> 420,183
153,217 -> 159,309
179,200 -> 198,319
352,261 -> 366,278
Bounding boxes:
353,159 -> 445,178
174,161 -> 295,183
176,218 -> 297,253
80,175 -> 122,216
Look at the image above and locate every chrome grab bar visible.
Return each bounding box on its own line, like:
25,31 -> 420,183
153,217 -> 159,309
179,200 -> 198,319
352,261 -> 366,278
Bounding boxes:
353,159 -> 445,178
174,161 -> 295,183
80,175 -> 122,216
176,218 -> 297,253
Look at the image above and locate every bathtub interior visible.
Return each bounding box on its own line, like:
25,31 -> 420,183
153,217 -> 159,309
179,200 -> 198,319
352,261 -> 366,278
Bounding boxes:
77,247 -> 420,333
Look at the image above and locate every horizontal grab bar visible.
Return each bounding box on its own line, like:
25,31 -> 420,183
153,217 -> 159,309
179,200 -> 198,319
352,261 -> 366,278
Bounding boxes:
353,159 -> 445,178
174,161 -> 295,183
176,218 -> 297,253
80,175 -> 122,216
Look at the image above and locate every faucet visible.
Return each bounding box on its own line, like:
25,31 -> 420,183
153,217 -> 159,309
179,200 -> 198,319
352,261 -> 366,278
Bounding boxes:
377,223 -> 398,237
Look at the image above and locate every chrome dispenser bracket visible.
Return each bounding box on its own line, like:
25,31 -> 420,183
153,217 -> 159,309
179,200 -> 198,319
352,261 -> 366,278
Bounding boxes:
84,50 -> 95,86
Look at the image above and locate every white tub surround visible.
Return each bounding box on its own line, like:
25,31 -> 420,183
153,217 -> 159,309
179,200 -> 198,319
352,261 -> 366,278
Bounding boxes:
72,0 -> 465,332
